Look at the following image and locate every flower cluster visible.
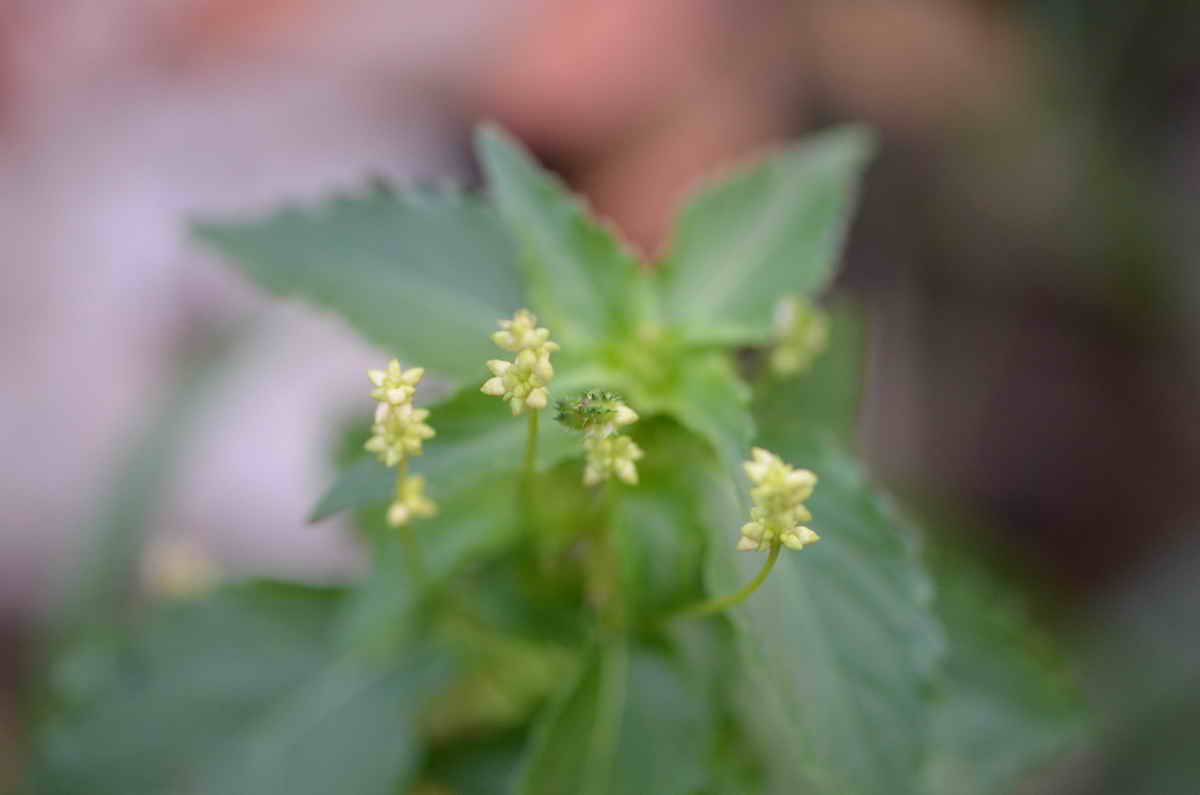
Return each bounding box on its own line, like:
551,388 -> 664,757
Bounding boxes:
554,391 -> 638,437
771,296 -> 829,376
364,359 -> 437,527
365,360 -> 435,467
738,447 -> 819,551
387,475 -> 437,527
481,309 -> 559,415
583,435 -> 644,486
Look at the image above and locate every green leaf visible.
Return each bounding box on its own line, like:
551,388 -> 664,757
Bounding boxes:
703,437 -> 941,795
310,385 -> 581,522
658,352 -> 755,486
660,126 -> 875,345
337,476 -> 525,652
210,651 -> 451,795
516,641 -> 713,795
754,300 -> 867,449
34,582 -> 347,794
476,125 -> 646,349
193,184 -> 525,382
923,539 -> 1086,795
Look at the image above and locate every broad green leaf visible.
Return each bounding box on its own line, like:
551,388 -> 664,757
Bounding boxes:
660,127 -> 875,345
476,125 -> 646,349
210,650 -> 451,795
34,582 -> 346,794
923,539 -> 1086,795
193,185 -> 525,382
310,385 -> 581,522
516,641 -> 713,795
658,352 -> 755,485
703,438 -> 940,795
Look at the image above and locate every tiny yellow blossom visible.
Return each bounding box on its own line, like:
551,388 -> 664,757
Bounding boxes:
771,296 -> 829,376
386,475 -> 437,527
481,310 -> 559,415
583,435 -> 644,486
368,359 -> 425,405
738,447 -> 820,551
365,403 -> 435,466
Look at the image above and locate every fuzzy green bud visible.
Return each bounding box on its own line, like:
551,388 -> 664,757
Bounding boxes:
554,391 -> 639,438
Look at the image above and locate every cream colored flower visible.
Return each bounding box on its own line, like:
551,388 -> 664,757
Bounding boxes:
365,403 -> 435,467
583,435 -> 644,486
481,310 -> 559,415
386,475 -> 437,527
368,359 -> 425,405
738,447 -> 820,551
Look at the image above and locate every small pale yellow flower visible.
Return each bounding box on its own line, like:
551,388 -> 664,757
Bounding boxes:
386,475 -> 437,527
738,447 -> 820,551
368,359 -> 425,405
365,403 -> 435,467
583,435 -> 644,486
481,310 -> 558,415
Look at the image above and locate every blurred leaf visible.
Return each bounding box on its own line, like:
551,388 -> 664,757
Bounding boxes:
476,125 -> 647,349
662,352 -> 755,476
209,650 -> 451,795
923,538 -> 1087,795
515,640 -> 713,795
311,386 -> 581,522
703,438 -> 941,795
193,185 -> 525,382
35,582 -> 346,794
754,300 -> 867,449
423,728 -> 529,795
336,476 -> 525,653
612,422 -> 712,623
660,127 -> 874,345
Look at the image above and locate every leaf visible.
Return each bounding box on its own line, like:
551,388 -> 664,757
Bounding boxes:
923,539 -> 1087,795
476,125 -> 646,349
702,437 -> 941,795
310,385 -> 581,522
658,352 -> 755,486
193,185 -> 525,382
34,582 -> 347,794
516,641 -> 713,795
210,651 -> 451,795
660,126 -> 875,345
754,300 -> 867,449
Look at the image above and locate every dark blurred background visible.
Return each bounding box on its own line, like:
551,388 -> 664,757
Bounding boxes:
2,0 -> 1198,790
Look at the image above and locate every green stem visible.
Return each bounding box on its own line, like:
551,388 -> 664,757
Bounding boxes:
523,410 -> 539,484
395,461 -> 426,583
669,541 -> 781,621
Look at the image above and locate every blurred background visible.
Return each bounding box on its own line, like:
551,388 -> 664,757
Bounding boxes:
2,0 -> 1198,790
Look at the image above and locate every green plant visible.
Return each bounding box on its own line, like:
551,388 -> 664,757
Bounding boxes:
29,125 -> 1086,795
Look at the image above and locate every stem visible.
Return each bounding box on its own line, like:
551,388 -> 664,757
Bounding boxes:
592,482 -> 624,633
669,541 -> 781,621
523,410 -> 539,485
395,461 -> 426,583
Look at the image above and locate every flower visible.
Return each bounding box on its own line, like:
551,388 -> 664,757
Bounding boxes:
583,435 -> 644,486
365,403 -> 435,467
737,447 -> 820,551
554,391 -> 638,438
770,296 -> 829,376
368,359 -> 425,405
386,475 -> 437,527
365,360 -> 435,466
481,309 -> 559,415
